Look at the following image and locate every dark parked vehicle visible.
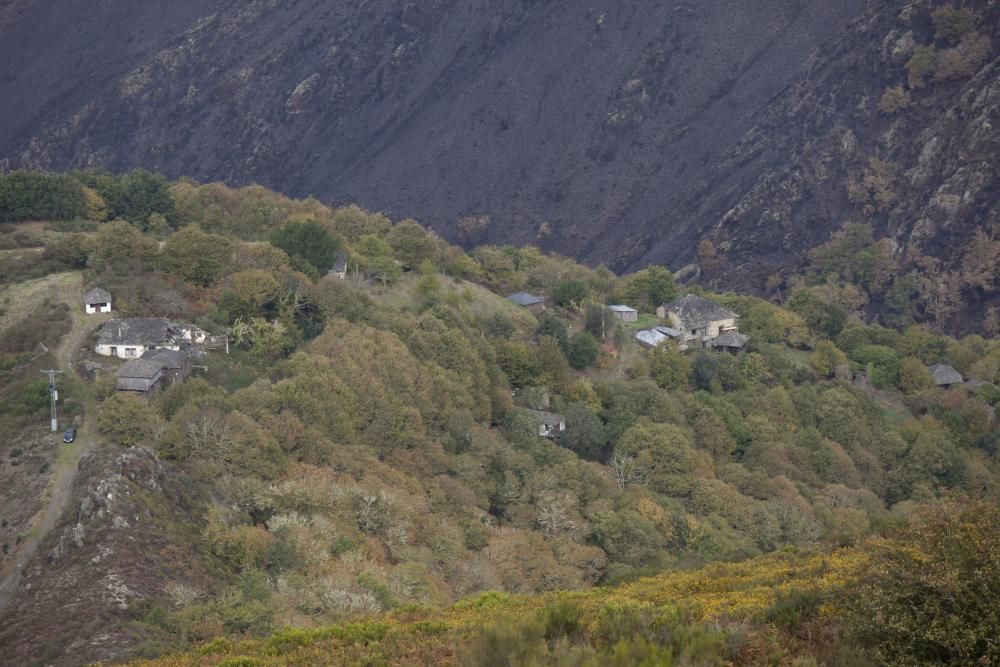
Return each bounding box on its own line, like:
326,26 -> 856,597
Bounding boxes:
63,427 -> 76,443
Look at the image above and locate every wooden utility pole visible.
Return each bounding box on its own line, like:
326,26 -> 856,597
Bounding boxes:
40,369 -> 64,432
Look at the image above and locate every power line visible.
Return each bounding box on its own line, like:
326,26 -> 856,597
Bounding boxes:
40,369 -> 64,433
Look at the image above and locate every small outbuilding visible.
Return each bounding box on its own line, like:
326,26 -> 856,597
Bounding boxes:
636,326 -> 685,349
116,358 -> 164,394
707,331 -> 751,353
141,348 -> 191,386
608,305 -> 639,322
928,363 -> 963,387
526,409 -> 566,438
508,292 -> 546,313
84,288 -> 112,314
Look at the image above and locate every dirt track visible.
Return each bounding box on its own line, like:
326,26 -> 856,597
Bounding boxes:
0,273 -> 105,610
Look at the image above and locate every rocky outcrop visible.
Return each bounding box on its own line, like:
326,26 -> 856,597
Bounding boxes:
0,447 -> 206,667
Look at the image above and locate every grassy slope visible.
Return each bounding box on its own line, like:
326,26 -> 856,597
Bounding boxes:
132,547 -> 864,666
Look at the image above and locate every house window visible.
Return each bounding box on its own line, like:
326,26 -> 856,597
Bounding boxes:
147,345 -> 155,350
691,329 -> 697,336
110,346 -> 117,355
125,348 -> 137,357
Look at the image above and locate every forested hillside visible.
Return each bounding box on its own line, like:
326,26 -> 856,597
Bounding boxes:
2,1 -> 996,335
0,172 -> 997,665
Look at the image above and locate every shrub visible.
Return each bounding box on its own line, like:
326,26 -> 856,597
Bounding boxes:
878,85 -> 910,114
931,5 -> 977,43
567,331 -> 600,369
0,171 -> 87,222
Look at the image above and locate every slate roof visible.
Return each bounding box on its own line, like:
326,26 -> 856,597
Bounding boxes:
117,358 -> 164,379
608,305 -> 638,313
707,331 -> 751,349
666,295 -> 737,329
636,329 -> 668,347
653,326 -> 682,337
526,409 -> 565,426
98,318 -> 174,346
508,292 -> 544,306
141,348 -> 188,369
928,363 -> 963,386
84,287 -> 111,304
333,252 -> 348,273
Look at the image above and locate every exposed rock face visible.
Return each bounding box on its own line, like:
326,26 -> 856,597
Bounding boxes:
0,448 -> 205,667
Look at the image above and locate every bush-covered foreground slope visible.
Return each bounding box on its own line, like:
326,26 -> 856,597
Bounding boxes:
0,172 -> 997,665
128,497 -> 1000,666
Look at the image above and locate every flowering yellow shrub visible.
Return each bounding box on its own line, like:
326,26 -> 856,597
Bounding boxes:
130,547 -> 868,666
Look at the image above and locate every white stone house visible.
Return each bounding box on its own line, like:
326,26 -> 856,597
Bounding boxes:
657,295 -> 739,346
95,318 -> 184,359
84,288 -> 112,314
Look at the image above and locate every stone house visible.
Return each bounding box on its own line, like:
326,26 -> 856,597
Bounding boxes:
526,409 -> 566,438
508,292 -> 546,314
95,318 -> 183,359
608,305 -> 638,322
141,348 -> 191,386
84,288 -> 112,314
928,363 -> 963,387
328,252 -> 349,280
657,295 -> 739,346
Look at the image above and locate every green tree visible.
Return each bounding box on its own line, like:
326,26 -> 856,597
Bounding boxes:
535,312 -> 569,351
567,331 -> 600,369
553,279 -> 590,310
931,5 -> 977,43
557,403 -> 606,461
99,169 -> 176,228
90,218 -> 159,270
648,343 -> 690,390
161,225 -> 235,286
810,341 -> 848,378
269,220 -> 340,274
386,219 -> 437,269
621,266 -> 677,312
848,499 -> 1000,667
898,357 -> 934,394
0,171 -> 86,222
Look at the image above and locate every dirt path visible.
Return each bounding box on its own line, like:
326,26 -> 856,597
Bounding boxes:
0,273 -> 105,610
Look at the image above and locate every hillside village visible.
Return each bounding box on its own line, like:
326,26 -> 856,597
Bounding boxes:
0,171 -> 997,666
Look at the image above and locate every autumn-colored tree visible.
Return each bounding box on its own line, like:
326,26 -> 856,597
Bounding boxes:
898,357 -> 934,394
98,393 -> 165,447
810,341 -> 848,378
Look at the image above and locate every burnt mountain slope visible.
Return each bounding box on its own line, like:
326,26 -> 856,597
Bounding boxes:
1,0 -> 996,328
1,1 -> 865,253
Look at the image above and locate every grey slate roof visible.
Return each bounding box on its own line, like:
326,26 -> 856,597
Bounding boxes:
98,318 -> 174,346
666,295 -> 737,329
508,292 -> 544,306
928,363 -> 963,386
332,252 -> 348,273
708,331 -> 751,349
141,348 -> 188,369
84,287 -> 111,304
653,326 -> 682,337
526,409 -> 565,426
117,358 -> 164,379
608,304 -> 638,313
